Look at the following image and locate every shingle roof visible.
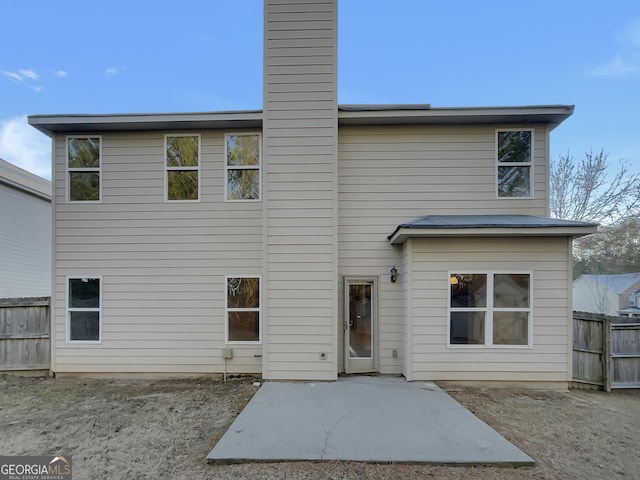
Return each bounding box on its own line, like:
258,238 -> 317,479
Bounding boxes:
0,158 -> 51,200
388,215 -> 597,244
581,273 -> 640,294
396,214 -> 596,229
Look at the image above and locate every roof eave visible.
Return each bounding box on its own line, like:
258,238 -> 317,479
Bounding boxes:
388,225 -> 597,245
28,104 -> 575,136
338,105 -> 574,129
0,176 -> 52,201
28,111 -> 264,137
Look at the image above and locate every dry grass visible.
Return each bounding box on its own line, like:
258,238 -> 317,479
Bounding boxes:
1,375 -> 638,479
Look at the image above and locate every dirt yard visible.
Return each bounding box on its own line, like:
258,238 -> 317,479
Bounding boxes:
0,375 -> 638,480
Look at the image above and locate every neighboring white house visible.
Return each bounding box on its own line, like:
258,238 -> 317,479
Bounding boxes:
28,0 -> 596,386
573,273 -> 640,317
0,158 -> 51,298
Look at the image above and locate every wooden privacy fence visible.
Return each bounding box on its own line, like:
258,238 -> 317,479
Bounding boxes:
0,297 -> 50,373
573,311 -> 640,391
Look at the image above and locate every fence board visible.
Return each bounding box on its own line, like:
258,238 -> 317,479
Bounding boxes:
573,311 -> 640,390
611,323 -> 640,389
611,324 -> 640,355
572,313 -> 606,387
0,297 -> 50,372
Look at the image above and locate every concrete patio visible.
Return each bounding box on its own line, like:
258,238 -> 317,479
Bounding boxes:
208,376 -> 534,465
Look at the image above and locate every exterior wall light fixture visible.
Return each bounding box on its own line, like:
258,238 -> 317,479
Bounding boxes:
390,266 -> 398,283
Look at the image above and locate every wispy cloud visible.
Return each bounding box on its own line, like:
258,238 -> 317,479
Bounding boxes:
1,69 -> 23,81
0,116 -> 51,179
105,66 -> 125,77
1,68 -> 42,82
590,16 -> 640,77
1,68 -> 67,92
590,54 -> 640,77
19,69 -> 39,80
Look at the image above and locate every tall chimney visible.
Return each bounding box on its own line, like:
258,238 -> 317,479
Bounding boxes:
262,0 -> 338,380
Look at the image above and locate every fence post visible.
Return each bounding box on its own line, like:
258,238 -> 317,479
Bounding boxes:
603,315 -> 611,392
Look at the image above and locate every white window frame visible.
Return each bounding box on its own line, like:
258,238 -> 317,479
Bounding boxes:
66,135 -> 102,203
224,133 -> 262,202
66,275 -> 102,344
165,133 -> 201,202
225,275 -> 262,345
495,128 -> 534,199
448,271 -> 533,349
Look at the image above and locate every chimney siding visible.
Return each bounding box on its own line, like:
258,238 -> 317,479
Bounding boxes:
262,0 -> 338,379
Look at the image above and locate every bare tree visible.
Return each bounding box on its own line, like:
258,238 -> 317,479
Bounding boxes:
550,149 -> 640,224
589,276 -> 615,315
573,216 -> 640,277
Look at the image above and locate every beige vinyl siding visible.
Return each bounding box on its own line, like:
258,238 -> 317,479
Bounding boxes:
339,125 -> 549,212
0,183 -> 51,298
338,124 -> 551,375
408,237 -> 571,382
401,239 -> 412,379
52,130 -> 263,374
262,0 -> 338,380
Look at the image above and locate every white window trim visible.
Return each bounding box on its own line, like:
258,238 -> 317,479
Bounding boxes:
164,133 -> 201,202
66,275 -> 103,345
66,135 -> 102,203
447,271 -> 533,349
224,133 -> 262,202
225,274 -> 262,345
495,128 -> 534,200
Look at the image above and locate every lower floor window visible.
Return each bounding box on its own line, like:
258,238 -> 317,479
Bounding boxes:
226,276 -> 261,343
68,277 -> 101,342
449,272 -> 531,347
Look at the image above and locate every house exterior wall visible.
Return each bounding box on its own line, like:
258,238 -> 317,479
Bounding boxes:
52,130 -> 263,373
619,280 -> 640,311
0,182 -> 51,298
262,0 -> 338,380
337,124 -> 550,375
50,120 -> 560,376
338,125 -> 550,216
401,239 -> 413,376
573,277 -> 620,316
406,236 -> 572,383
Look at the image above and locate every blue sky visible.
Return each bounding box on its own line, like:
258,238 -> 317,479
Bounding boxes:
1,0 -> 639,180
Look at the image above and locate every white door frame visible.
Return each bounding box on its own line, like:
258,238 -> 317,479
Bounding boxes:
343,277 -> 378,374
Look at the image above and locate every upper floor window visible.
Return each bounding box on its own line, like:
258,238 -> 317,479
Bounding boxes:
449,272 -> 532,347
496,130 -> 533,198
68,276 -> 101,343
68,136 -> 101,202
225,134 -> 261,201
166,134 -> 200,201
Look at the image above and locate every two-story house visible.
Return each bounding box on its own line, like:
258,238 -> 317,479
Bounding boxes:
29,0 -> 596,387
